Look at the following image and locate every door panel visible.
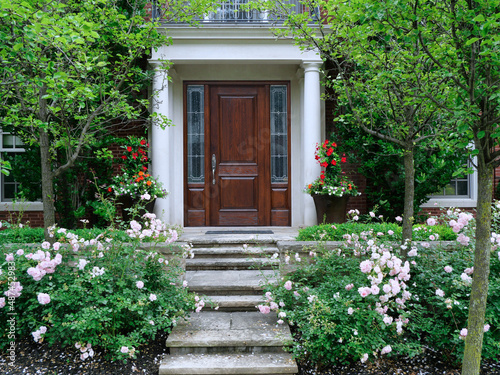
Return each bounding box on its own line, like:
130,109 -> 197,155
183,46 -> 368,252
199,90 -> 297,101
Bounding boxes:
184,82 -> 290,227
209,85 -> 269,226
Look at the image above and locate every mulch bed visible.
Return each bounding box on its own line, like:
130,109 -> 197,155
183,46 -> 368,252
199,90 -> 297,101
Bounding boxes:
1,332 -> 499,374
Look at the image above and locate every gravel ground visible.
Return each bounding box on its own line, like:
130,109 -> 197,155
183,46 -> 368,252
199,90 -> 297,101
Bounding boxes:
1,333 -> 499,375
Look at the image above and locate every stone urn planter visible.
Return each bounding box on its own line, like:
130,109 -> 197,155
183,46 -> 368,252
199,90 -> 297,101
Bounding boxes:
311,194 -> 350,224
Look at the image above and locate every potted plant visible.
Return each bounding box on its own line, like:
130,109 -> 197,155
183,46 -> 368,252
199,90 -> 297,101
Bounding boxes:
304,139 -> 359,223
108,137 -> 168,223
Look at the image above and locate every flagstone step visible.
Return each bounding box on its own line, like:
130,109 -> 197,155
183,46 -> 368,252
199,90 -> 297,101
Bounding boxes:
185,270 -> 277,295
186,257 -> 278,271
206,295 -> 265,311
166,312 -> 293,355
159,352 -> 298,375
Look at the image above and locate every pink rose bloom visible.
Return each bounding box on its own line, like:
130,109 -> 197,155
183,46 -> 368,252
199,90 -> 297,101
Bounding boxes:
37,293 -> 51,305
0,297 -> 5,308
360,260 -> 373,274
460,328 -> 468,339
345,283 -> 354,291
436,289 -> 445,297
53,242 -> 61,251
5,253 -> 14,262
4,282 -> 23,298
348,307 -> 354,315
258,304 -> 271,314
382,284 -> 392,294
427,218 -> 436,226
41,241 -> 51,250
370,285 -> 380,295
136,281 -> 144,289
16,249 -> 24,256
444,266 -> 453,273
149,294 -> 157,302
270,302 -> 279,310
381,345 -> 392,355
383,316 -> 393,325
120,346 -> 129,353
484,324 -> 490,332
360,353 -> 369,363
464,267 -> 474,275
284,280 -> 292,290
395,216 -> 403,222
358,287 -> 371,298
293,291 -> 300,297
369,212 -> 375,218
388,230 -> 394,235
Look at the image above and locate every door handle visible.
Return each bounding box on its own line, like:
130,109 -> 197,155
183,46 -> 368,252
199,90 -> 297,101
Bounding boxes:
211,154 -> 216,185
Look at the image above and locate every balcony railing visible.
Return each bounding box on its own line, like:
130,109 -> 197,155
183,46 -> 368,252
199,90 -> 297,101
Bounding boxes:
153,0 -> 318,24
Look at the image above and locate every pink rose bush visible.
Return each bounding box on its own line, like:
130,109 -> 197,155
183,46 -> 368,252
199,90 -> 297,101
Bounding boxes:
0,214 -> 201,362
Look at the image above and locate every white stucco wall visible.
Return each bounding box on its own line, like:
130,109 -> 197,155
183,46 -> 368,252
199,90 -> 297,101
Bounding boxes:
150,26 -> 323,227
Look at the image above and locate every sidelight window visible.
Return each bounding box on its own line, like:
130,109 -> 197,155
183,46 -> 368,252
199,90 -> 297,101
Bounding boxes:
187,85 -> 205,184
270,85 -> 288,183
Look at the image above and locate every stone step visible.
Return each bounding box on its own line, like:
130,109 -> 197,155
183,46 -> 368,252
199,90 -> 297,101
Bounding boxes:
159,353 -> 298,375
186,270 -> 277,295
166,312 -> 293,355
186,257 -> 278,271
191,246 -> 279,258
206,295 -> 265,311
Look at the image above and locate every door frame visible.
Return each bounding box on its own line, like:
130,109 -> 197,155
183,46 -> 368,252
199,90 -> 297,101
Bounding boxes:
183,81 -> 291,226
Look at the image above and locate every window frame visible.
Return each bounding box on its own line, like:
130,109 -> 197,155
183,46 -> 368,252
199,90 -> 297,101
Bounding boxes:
0,130 -> 43,211
421,159 -> 478,208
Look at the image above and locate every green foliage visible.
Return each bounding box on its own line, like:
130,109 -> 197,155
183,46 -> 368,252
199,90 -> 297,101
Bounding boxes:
260,222 -> 499,366
0,224 -> 129,244
297,223 -> 457,242
335,127 -> 469,220
0,217 -> 196,361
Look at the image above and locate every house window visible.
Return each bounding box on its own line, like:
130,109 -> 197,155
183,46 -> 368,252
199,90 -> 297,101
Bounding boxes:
187,85 -> 205,184
270,85 -> 288,183
422,161 -> 477,208
0,132 -> 25,201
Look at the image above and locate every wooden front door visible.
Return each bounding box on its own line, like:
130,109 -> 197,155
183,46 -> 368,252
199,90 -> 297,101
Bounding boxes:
184,82 -> 290,226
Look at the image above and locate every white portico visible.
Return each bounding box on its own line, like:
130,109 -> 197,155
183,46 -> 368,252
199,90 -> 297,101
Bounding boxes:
150,26 -> 323,227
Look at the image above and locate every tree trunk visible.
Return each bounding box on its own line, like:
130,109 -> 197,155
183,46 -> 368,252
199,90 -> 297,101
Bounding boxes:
40,129 -> 56,238
401,147 -> 414,256
462,161 -> 493,375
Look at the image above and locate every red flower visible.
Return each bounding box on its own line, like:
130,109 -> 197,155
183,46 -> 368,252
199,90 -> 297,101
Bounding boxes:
127,146 -> 132,152
315,155 -> 320,160
320,172 -> 325,180
121,155 -> 126,160
143,166 -> 148,171
331,160 -> 337,166
332,142 -> 337,147
321,162 -> 328,168
341,157 -> 347,163
138,148 -> 145,154
142,156 -> 148,162
140,139 -> 146,146
108,187 -> 112,192
326,148 -> 334,156
132,153 -> 138,160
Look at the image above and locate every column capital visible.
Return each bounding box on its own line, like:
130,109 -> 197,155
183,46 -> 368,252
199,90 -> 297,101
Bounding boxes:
148,59 -> 171,71
301,61 -> 323,73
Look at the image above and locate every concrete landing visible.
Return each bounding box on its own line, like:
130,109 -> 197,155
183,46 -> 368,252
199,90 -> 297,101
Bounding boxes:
167,312 -> 293,354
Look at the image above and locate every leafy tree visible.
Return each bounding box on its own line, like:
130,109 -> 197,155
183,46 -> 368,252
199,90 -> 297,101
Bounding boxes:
409,1 -> 500,373
254,0 -> 466,247
258,0 -> 499,372
0,0 -> 207,233
335,125 -> 468,220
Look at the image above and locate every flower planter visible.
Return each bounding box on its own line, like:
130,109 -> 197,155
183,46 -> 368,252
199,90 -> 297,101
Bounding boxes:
312,194 -> 350,224
119,196 -> 156,224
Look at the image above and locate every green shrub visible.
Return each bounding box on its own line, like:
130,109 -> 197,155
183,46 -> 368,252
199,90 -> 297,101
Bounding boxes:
260,210 -> 499,366
0,215 -> 197,361
0,225 -> 129,244
297,222 -> 457,242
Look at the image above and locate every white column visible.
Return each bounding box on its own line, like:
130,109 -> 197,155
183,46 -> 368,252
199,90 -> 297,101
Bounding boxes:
150,63 -> 171,223
302,61 -> 322,226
